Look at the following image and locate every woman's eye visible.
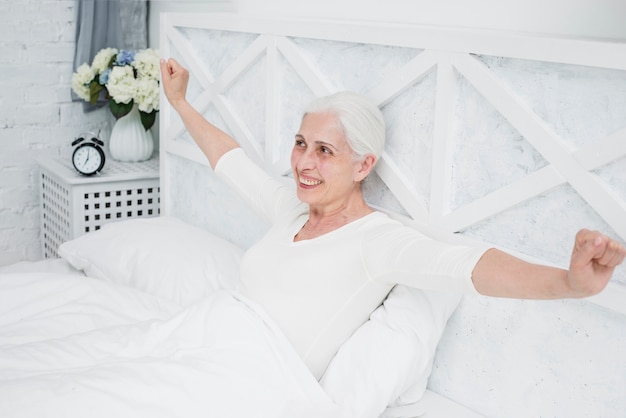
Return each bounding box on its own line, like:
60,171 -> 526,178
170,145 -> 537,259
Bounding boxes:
320,146 -> 331,155
295,139 -> 305,147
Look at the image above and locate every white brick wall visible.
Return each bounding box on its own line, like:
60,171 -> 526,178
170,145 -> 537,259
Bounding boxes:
0,0 -> 111,266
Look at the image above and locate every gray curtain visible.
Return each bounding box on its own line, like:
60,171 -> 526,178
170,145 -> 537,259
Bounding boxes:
72,0 -> 149,107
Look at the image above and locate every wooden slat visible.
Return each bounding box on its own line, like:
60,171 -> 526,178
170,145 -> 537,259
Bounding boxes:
264,35 -> 280,165
165,13 -> 626,70
214,34 -> 269,93
367,50 -> 437,106
164,141 -> 209,167
441,166 -> 564,232
429,52 -> 457,223
376,152 -> 429,221
275,35 -> 335,97
575,127 -> 626,171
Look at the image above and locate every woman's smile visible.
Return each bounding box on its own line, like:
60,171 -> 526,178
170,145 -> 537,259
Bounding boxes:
298,175 -> 323,188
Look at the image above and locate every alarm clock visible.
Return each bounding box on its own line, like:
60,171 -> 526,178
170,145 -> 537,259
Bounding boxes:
71,132 -> 106,176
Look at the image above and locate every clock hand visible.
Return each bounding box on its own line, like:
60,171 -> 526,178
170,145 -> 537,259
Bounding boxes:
84,149 -> 91,165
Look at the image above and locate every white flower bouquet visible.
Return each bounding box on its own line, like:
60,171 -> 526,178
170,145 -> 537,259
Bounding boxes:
72,48 -> 160,131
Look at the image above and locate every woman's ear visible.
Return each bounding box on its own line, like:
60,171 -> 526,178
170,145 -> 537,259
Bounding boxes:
355,154 -> 377,182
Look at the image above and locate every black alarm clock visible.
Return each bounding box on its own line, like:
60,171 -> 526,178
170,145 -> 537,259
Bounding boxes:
71,132 -> 106,176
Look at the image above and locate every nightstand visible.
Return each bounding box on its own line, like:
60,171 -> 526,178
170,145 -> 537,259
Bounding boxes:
38,155 -> 160,258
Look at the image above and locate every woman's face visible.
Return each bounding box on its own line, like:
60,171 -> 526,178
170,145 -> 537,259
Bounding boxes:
290,112 -> 368,212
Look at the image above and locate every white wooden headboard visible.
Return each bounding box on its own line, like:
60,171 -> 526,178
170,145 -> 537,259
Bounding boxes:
159,13 -> 626,416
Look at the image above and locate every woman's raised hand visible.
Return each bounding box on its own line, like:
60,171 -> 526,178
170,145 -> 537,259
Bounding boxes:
567,229 -> 626,297
158,57 -> 240,168
160,58 -> 190,109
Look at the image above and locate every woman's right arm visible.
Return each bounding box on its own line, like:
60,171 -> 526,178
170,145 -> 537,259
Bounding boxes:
160,58 -> 301,222
160,58 -> 239,169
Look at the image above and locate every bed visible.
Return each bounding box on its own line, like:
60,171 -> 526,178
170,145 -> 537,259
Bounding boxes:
1,12 -> 626,418
0,216 -> 483,418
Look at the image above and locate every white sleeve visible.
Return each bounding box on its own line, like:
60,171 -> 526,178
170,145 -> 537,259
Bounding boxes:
214,148 -> 302,223
361,221 -> 489,294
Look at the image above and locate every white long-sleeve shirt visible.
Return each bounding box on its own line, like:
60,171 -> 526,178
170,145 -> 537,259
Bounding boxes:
215,148 -> 487,379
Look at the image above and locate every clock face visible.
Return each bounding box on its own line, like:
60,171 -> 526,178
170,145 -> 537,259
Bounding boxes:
72,143 -> 105,175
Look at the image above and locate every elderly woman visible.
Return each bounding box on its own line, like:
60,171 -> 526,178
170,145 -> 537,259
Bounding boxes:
160,58 -> 625,380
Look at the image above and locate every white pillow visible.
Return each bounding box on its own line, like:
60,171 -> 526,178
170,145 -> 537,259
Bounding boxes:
58,217 -> 243,306
320,285 -> 462,418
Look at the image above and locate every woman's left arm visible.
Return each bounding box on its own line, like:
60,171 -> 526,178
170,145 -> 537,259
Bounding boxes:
472,229 -> 626,299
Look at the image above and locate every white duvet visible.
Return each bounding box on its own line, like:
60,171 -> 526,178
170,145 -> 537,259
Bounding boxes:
0,272 -> 339,418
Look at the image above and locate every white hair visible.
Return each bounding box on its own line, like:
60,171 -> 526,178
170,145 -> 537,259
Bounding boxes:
303,91 -> 385,163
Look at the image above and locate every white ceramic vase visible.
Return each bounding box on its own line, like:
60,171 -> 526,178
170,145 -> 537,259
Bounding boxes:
109,105 -> 154,162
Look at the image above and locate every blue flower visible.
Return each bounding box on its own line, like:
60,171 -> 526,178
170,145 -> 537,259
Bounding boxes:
98,68 -> 111,85
115,50 -> 136,66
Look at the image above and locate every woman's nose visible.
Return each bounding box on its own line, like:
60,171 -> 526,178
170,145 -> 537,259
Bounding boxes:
296,149 -> 315,170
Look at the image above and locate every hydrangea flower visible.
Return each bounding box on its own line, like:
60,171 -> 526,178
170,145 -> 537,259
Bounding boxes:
106,66 -> 136,104
91,48 -> 118,73
133,49 -> 160,81
71,47 -> 160,130
115,50 -> 136,66
135,78 -> 160,113
98,68 -> 111,85
71,63 -> 94,101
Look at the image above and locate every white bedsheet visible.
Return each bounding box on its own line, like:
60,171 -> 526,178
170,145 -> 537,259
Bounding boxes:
0,272 -> 339,418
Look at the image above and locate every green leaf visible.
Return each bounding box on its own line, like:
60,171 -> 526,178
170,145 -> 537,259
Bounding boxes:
88,81 -> 104,105
109,100 -> 133,119
139,110 -> 157,131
